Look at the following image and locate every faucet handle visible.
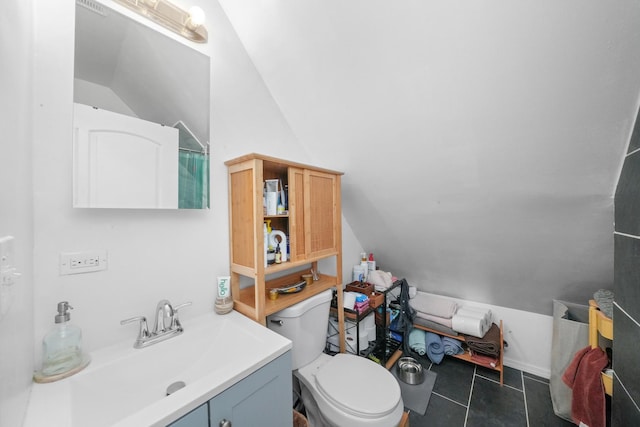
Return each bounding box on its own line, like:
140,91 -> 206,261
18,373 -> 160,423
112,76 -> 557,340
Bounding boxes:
174,301 -> 192,311
171,301 -> 192,330
121,316 -> 150,341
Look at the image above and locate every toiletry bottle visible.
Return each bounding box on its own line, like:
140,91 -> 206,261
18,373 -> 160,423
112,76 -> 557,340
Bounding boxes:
275,244 -> 282,264
359,252 -> 368,281
367,253 -> 376,272
214,276 -> 234,314
41,302 -> 83,376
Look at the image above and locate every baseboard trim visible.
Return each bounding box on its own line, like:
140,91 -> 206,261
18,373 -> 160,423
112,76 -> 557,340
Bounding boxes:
504,357 -> 550,379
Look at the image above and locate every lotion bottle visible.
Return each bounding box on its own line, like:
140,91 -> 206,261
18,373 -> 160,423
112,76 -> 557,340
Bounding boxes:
359,252 -> 368,281
41,302 -> 83,376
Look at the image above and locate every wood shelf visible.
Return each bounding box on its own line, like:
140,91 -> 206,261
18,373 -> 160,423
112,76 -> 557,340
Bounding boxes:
231,251 -> 340,276
235,273 -> 340,319
413,320 -> 504,385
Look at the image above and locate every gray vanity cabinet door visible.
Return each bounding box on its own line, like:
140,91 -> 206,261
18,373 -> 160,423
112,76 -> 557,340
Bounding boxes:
209,352 -> 292,427
168,403 -> 209,427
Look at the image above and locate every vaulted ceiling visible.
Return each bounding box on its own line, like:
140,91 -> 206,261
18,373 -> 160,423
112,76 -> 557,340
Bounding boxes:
218,1 -> 640,314
75,3 -> 210,146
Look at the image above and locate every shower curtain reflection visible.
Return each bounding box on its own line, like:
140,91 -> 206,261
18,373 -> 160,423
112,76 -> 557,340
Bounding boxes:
179,150 -> 209,209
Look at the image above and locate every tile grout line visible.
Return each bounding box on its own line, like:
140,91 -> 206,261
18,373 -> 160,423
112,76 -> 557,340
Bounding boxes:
613,301 -> 640,328
612,370 -> 640,413
431,391 -> 468,409
475,373 -> 523,393
463,365 -> 477,427
522,370 -> 530,427
522,375 -> 549,386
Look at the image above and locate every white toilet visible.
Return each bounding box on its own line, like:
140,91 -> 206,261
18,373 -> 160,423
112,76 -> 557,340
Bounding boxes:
267,289 -> 404,427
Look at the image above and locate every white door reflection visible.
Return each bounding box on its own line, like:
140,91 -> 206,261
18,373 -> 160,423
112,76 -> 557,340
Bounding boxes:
73,103 -> 178,208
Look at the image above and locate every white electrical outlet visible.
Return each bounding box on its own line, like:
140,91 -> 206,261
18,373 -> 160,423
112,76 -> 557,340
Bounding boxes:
60,250 -> 108,275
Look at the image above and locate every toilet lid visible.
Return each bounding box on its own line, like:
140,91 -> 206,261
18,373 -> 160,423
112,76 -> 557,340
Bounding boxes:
315,353 -> 401,418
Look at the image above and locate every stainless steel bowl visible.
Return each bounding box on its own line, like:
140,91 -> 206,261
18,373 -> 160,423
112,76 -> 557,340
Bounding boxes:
397,357 -> 425,385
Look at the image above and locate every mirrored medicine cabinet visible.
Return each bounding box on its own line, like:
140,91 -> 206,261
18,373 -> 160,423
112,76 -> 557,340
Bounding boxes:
73,1 -> 210,209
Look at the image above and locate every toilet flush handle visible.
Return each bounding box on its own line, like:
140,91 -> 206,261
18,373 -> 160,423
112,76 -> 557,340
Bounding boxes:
270,319 -> 283,327
219,419 -> 231,427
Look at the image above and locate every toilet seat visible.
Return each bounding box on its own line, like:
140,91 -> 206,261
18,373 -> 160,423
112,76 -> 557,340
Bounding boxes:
315,353 -> 401,419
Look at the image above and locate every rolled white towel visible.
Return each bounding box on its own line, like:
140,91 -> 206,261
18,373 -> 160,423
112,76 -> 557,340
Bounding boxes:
415,311 -> 453,329
456,307 -> 491,331
411,293 -> 458,319
451,314 -> 490,338
457,307 -> 492,322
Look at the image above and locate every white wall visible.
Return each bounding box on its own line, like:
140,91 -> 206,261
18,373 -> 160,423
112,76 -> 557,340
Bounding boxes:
0,1 -> 35,425
220,0 -> 640,316
29,0 -> 317,369
3,2 -> 596,424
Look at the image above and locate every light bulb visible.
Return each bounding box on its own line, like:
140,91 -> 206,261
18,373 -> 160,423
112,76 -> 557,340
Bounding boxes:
187,6 -> 205,29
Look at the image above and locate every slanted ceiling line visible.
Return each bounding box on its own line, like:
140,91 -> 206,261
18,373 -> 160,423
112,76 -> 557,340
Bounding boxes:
613,301 -> 640,328
613,231 -> 640,240
627,146 -> 640,157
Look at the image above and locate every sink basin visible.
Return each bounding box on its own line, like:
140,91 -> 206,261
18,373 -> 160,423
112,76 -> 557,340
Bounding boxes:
25,311 -> 291,427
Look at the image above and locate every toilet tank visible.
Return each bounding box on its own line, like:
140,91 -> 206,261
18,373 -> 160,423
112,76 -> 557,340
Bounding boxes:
267,289 -> 333,370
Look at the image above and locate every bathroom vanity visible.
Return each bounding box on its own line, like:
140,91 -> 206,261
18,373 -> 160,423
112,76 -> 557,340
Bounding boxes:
24,310 -> 292,427
170,352 -> 291,427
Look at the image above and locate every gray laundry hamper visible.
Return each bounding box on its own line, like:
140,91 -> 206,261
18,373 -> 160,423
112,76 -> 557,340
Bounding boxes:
549,300 -> 589,422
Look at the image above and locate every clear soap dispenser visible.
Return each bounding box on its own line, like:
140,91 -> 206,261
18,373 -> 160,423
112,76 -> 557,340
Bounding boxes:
41,301 -> 83,377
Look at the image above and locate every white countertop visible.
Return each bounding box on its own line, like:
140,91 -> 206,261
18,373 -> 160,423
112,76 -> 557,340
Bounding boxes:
24,310 -> 291,427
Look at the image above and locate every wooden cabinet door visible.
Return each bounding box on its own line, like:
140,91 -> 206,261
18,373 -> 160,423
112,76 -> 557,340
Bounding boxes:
289,168 -> 341,260
288,167 -> 305,261
228,159 -> 262,272
305,169 -> 340,258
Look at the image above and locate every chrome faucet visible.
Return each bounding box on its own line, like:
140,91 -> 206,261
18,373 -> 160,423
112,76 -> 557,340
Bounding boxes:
121,299 -> 192,349
153,299 -> 174,334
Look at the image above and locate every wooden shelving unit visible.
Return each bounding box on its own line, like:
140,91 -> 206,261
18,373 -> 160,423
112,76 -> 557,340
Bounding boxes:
589,299 -> 613,396
366,279 -> 406,369
225,153 -> 346,351
414,320 -> 505,385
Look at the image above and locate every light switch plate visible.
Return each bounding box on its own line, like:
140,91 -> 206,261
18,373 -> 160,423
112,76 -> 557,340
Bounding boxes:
0,236 -> 19,320
0,236 -> 20,287
0,235 -> 14,270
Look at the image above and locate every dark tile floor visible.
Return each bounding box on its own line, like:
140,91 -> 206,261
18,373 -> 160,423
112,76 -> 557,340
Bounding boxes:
406,355 -> 577,427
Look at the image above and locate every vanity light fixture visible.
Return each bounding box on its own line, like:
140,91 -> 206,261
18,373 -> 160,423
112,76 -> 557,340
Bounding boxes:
112,0 -> 208,43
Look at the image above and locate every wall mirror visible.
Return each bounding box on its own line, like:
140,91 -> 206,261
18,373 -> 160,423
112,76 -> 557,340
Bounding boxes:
73,0 -> 210,209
